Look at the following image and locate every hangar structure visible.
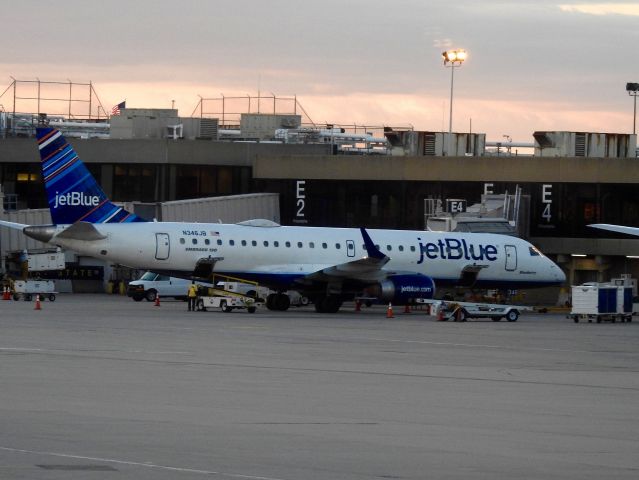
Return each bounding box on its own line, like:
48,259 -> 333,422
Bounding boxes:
1,102 -> 638,290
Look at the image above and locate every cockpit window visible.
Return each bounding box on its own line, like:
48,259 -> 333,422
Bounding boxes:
529,246 -> 543,257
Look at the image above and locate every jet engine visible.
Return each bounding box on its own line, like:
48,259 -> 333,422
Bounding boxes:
371,274 -> 436,304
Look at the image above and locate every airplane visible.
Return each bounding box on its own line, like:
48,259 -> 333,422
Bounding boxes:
0,127 -> 566,313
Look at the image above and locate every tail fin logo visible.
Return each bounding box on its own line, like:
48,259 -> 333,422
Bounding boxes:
36,127 -> 147,224
53,191 -> 101,209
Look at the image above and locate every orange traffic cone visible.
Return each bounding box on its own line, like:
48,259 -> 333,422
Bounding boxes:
154,294 -> 161,307
403,304 -> 411,314
386,302 -> 394,318
34,294 -> 42,311
2,287 -> 10,300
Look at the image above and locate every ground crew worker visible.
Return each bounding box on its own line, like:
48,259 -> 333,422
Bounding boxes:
187,281 -> 198,311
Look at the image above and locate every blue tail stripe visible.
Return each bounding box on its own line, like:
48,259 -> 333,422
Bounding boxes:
45,159 -> 83,187
43,145 -> 75,173
95,206 -> 122,223
43,152 -> 78,181
54,172 -> 94,198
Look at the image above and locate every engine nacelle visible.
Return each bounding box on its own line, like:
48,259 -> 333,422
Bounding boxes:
376,274 -> 436,304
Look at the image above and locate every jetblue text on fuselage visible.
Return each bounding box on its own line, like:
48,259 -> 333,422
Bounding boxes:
53,191 -> 100,209
417,237 -> 498,264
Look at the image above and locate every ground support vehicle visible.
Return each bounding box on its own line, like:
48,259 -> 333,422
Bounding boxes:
197,294 -> 262,313
197,274 -> 264,313
570,283 -> 633,323
126,272 -> 194,302
12,280 -> 57,301
419,299 -> 531,322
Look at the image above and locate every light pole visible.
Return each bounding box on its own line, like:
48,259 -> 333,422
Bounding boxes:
627,82 -> 639,135
442,49 -> 467,156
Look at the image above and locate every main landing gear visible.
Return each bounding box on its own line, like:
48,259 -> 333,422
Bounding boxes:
266,293 -> 291,311
314,295 -> 343,313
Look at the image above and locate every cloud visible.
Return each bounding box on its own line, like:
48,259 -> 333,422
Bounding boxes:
559,3 -> 639,16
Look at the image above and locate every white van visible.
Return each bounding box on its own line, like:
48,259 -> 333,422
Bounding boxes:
127,272 -> 192,302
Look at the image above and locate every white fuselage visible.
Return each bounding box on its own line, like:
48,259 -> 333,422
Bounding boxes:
46,222 -> 565,289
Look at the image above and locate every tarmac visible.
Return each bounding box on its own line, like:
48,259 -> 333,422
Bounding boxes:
1,294 -> 638,479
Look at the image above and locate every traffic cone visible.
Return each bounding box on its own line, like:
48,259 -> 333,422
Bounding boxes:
403,304 -> 411,314
34,294 -> 41,311
154,294 -> 161,307
355,300 -> 361,312
2,287 -> 10,300
386,302 -> 394,318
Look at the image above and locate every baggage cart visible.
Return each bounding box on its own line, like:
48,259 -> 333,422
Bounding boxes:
12,280 -> 57,302
570,283 -> 632,323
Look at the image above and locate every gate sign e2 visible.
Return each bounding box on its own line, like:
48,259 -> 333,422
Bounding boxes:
293,180 -> 308,224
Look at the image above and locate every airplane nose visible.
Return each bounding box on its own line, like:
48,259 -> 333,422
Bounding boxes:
551,262 -> 566,283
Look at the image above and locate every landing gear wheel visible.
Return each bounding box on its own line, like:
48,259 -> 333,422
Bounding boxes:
274,293 -> 290,311
266,293 -> 290,311
315,296 -> 342,313
266,293 -> 277,311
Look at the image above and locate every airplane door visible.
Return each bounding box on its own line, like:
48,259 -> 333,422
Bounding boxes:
505,244 -> 517,271
346,240 -> 356,258
155,233 -> 170,260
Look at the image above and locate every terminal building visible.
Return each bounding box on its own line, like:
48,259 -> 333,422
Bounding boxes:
1,83 -> 638,298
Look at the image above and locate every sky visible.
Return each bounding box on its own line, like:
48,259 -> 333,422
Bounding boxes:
1,0 -> 638,141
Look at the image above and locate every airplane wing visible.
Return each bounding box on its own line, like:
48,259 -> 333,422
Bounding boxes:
588,223 -> 639,237
305,228 -> 391,283
0,220 -> 28,230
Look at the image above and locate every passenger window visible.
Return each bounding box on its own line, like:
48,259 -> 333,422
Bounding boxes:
309,242 -> 315,248
251,240 -> 257,246
229,240 -> 235,246
322,242 -> 328,249
180,238 -> 185,244
386,245 -> 392,251
410,246 -> 416,252
297,242 -> 303,248
398,245 -> 404,252
335,243 -> 341,249
264,241 -> 269,247
217,239 -> 222,245
241,240 -> 247,246
204,239 -> 210,245
192,238 -> 197,245
274,241 -> 279,247
285,241 -> 291,247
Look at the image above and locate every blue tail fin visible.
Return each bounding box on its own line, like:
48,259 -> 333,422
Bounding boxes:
36,127 -> 146,224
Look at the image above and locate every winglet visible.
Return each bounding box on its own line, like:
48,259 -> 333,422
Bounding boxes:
360,228 -> 387,260
588,223 -> 639,237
